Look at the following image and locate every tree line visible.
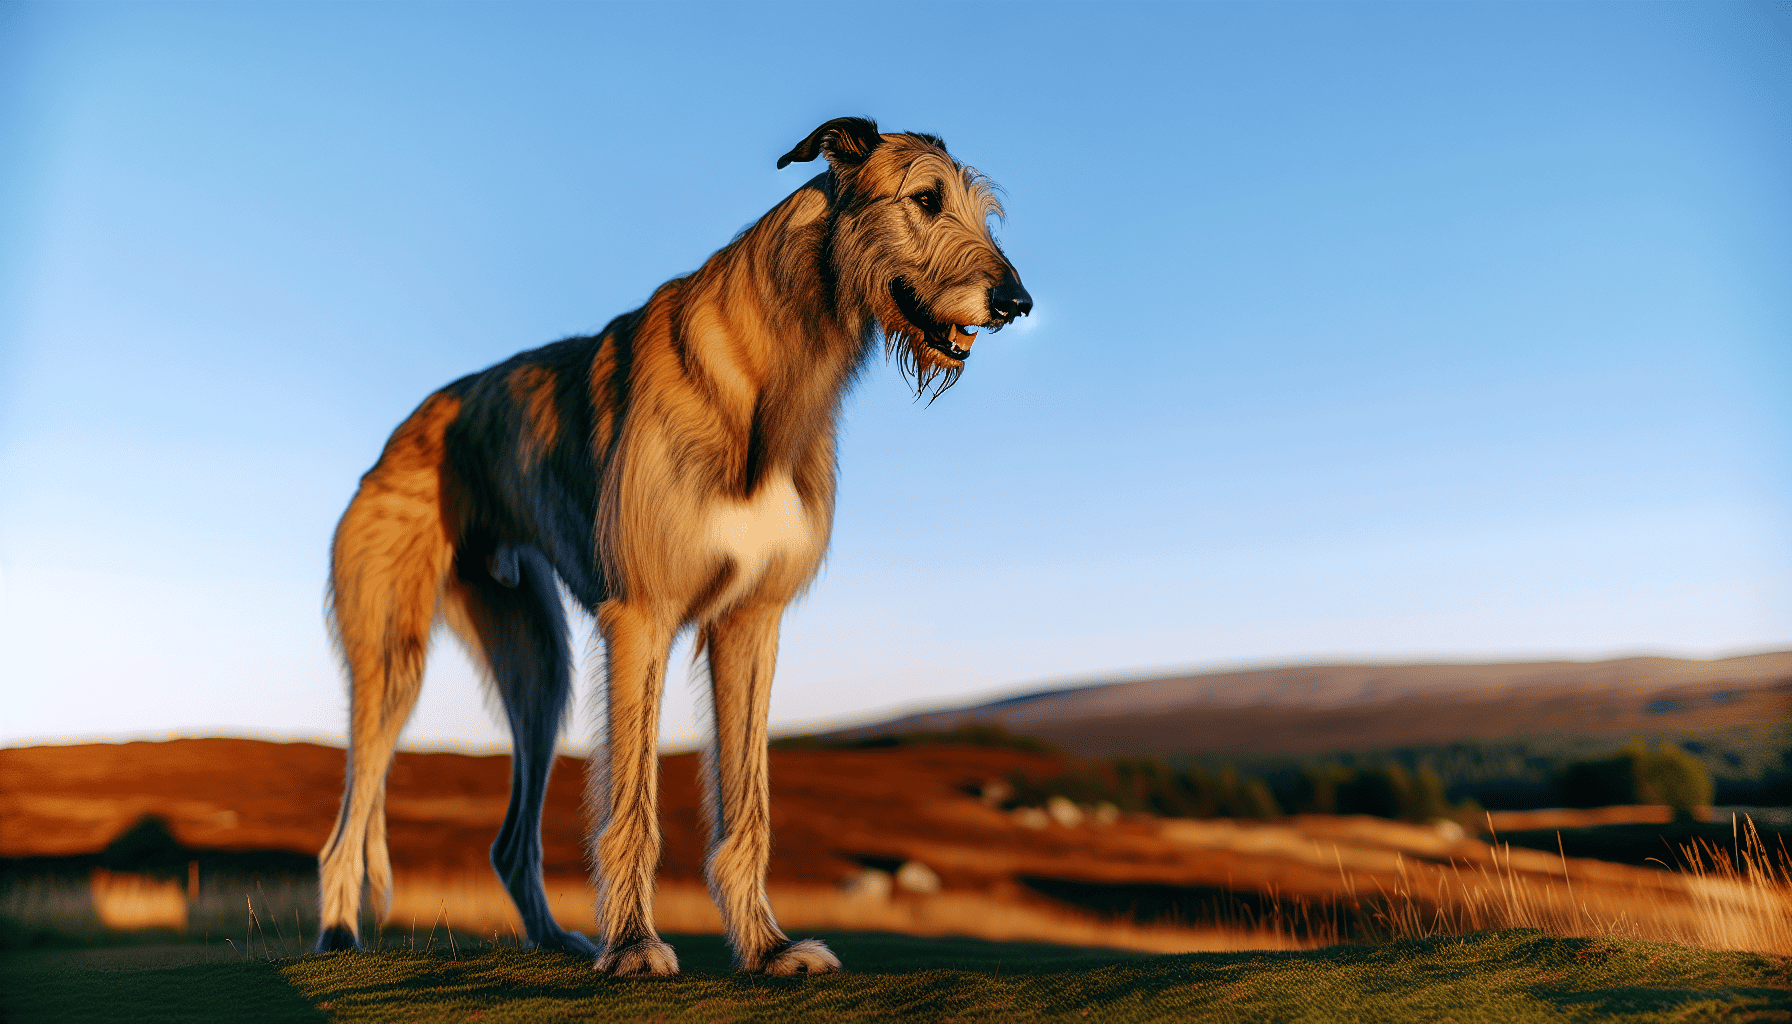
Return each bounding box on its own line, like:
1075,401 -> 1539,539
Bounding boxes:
773,722 -> 1720,822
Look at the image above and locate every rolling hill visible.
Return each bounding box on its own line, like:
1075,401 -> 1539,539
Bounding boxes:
818,651 -> 1792,759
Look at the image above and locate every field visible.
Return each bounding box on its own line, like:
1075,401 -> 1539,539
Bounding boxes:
4,738 -> 1791,1021
6,740 -> 1789,951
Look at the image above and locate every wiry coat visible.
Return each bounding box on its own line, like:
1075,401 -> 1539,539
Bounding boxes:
313,118 -> 1029,975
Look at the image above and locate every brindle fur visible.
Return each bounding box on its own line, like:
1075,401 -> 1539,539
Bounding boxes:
313,118 -> 1028,975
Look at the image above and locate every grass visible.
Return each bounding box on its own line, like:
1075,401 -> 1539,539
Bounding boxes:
344,813 -> 1792,960
0,943 -> 326,1023
0,870 -> 319,953
1312,818 -> 1792,955
4,815 -> 1788,1020
1,930 -> 1787,1023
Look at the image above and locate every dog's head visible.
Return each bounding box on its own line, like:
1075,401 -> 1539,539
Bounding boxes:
780,117 -> 1031,398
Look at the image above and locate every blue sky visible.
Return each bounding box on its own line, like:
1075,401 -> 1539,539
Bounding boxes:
2,2 -> 1788,752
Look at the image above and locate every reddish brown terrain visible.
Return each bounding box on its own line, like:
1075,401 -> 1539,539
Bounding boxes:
1,739 -> 1065,886
6,737 -> 1783,955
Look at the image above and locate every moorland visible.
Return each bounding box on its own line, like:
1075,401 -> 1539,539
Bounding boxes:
4,652 -> 1789,1021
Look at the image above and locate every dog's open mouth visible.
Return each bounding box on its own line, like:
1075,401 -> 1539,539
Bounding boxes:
890,279 -> 976,362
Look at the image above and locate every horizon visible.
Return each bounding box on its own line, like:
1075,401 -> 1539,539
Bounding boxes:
7,644 -> 1783,755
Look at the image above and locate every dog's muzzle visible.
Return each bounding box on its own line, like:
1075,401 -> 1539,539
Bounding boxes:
986,265 -> 1032,327
891,278 -> 977,361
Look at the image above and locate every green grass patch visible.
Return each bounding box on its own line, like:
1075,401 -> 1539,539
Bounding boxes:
5,930 -> 1786,1023
0,944 -> 327,1023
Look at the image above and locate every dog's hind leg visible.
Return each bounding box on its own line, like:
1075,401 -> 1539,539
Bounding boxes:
315,394 -> 459,952
441,543 -> 599,956
701,602 -> 840,975
588,599 -> 680,976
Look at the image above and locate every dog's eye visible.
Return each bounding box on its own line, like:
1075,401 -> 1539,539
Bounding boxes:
911,191 -> 941,215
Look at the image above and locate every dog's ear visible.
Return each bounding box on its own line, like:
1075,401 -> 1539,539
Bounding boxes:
777,117 -> 883,170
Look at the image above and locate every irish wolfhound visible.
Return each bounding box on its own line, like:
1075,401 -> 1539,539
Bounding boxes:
313,117 -> 1030,975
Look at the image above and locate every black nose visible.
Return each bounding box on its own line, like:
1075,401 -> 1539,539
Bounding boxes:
988,266 -> 1032,321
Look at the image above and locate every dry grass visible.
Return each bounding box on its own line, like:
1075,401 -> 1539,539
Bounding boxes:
14,815 -> 1788,961
357,814 -> 1792,958
1671,816 -> 1792,954
1482,805 -> 1690,830
1286,813 -> 1792,955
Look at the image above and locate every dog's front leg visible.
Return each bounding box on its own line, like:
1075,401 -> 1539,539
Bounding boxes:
703,601 -> 841,975
589,599 -> 679,976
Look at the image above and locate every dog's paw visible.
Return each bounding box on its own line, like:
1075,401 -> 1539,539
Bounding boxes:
313,925 -> 359,953
759,938 -> 841,977
595,938 -> 680,977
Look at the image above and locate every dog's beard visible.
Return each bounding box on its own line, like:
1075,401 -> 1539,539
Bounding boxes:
885,328 -> 964,404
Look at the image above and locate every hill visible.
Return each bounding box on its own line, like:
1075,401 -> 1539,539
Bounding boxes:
821,651 -> 1792,757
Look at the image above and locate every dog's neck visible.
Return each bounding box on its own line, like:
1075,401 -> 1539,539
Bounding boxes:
690,177 -> 875,357
657,176 -> 876,500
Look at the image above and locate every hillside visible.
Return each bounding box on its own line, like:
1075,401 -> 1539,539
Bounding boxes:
821,651 -> 1792,758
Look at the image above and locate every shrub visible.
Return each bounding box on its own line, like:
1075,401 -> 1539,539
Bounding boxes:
1553,742 -> 1714,814
1292,763 -> 1477,824
1000,757 -> 1285,821
1335,766 -> 1404,819
1553,751 -> 1639,808
1403,763 -> 1458,822
1293,766 -> 1341,815
1235,775 -> 1284,820
1636,742 -> 1715,814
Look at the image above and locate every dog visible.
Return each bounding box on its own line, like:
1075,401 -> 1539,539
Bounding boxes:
312,117 -> 1030,975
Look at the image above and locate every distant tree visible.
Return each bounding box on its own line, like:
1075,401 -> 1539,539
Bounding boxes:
1169,768 -> 1211,817
998,757 -> 1284,820
1111,757 -> 1182,814
770,720 -> 1060,754
1636,743 -> 1714,818
923,722 -> 1060,754
1288,762 -> 1475,823
1553,742 -> 1713,815
1406,763 -> 1456,822
1554,749 -> 1640,808
1235,776 -> 1284,819
1335,766 -> 1403,819
1292,766 -> 1342,815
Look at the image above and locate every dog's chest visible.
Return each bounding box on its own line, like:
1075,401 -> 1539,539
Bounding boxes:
700,473 -> 822,591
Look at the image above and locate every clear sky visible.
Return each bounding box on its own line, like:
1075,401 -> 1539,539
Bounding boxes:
2,2 -> 1788,754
